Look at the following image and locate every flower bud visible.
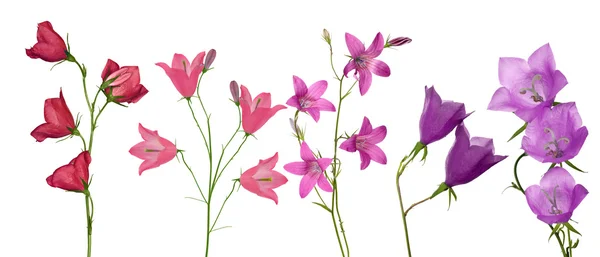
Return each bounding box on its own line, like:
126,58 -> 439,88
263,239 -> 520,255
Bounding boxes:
205,49 -> 216,70
387,37 -> 412,47
322,29 -> 331,44
230,80 -> 240,104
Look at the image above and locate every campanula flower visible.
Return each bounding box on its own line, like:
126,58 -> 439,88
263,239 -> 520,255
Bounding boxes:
156,52 -> 206,98
240,152 -> 288,204
343,32 -> 390,95
286,75 -> 335,122
339,117 -> 387,170
525,167 -> 588,224
239,85 -> 286,134
419,86 -> 471,146
284,142 -> 333,198
25,21 -> 68,62
31,88 -> 76,142
101,59 -> 148,104
129,123 -> 177,175
445,123 -> 507,188
522,102 -> 588,163
488,43 -> 568,122
47,151 -> 91,192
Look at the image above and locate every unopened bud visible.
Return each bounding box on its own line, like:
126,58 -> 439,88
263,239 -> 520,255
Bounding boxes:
322,29 -> 331,44
229,80 -> 240,105
205,49 -> 216,70
289,118 -> 299,134
387,37 -> 412,47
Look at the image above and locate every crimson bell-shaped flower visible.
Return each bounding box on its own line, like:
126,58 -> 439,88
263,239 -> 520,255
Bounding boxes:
47,151 -> 92,192
156,52 -> 206,98
240,152 -> 288,204
25,21 -> 68,62
101,59 -> 148,104
31,88 -> 77,142
525,167 -> 588,224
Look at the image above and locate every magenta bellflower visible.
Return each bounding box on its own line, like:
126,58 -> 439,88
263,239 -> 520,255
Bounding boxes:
283,141 -> 333,198
286,75 -> 336,122
339,117 -> 387,170
343,32 -> 390,96
488,43 -> 568,122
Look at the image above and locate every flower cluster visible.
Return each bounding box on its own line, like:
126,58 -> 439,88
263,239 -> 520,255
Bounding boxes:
488,43 -> 589,254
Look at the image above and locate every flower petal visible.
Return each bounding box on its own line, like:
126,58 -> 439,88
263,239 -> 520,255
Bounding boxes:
343,61 -> 356,77
527,43 -> 555,73
487,87 -> 519,112
299,172 -> 319,198
366,59 -> 390,77
540,167 -> 576,193
339,136 -> 358,152
305,80 -> 328,100
345,33 -> 365,57
359,151 -> 371,170
569,184 -> 589,212
293,75 -> 308,98
286,95 -> 301,109
498,57 -> 530,89
171,53 -> 191,71
283,162 -> 308,175
190,51 -> 206,71
362,144 -> 387,166
317,172 -> 333,192
537,212 -> 573,225
359,116 -> 373,135
358,69 -> 373,96
300,142 -> 317,161
312,98 -> 336,112
305,108 -> 321,122
549,70 -> 568,99
364,32 -> 384,57
317,158 -> 333,171
366,125 -> 386,144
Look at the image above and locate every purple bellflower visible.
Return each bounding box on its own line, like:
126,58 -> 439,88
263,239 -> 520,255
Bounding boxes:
339,117 -> 387,170
286,75 -> 336,122
283,141 -> 333,198
488,43 -> 568,122
343,32 -> 390,96
525,167 -> 588,224
419,86 -> 472,146
522,102 -> 588,163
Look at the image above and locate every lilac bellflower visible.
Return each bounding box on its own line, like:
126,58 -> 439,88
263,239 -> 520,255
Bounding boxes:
343,32 -> 390,96
286,75 -> 336,122
488,43 -> 568,122
522,102 -> 588,163
339,116 -> 387,170
525,167 -> 588,224
444,123 -> 507,188
419,86 -> 472,146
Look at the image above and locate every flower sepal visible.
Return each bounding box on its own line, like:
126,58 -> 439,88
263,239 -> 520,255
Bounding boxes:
507,122 -> 528,142
430,182 -> 458,210
405,141 -> 427,164
565,160 -> 587,173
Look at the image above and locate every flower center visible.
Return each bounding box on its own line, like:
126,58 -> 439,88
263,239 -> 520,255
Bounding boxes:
543,128 -> 570,159
309,161 -> 322,174
356,136 -> 367,150
354,57 -> 367,68
519,74 -> 544,103
182,60 -> 188,75
541,185 -> 563,215
145,149 -> 160,152
299,97 -> 312,109
257,177 -> 272,182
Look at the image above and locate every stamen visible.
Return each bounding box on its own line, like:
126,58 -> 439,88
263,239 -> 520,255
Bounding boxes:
145,149 -> 160,152
182,61 -> 187,73
541,185 -> 563,215
355,57 -> 367,68
257,177 -> 272,182
518,74 -> 544,102
543,128 -> 569,159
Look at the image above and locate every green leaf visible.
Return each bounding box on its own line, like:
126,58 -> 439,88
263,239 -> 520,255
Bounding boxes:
549,163 -> 557,170
185,197 -> 206,203
572,238 -> 580,248
548,224 -> 563,242
312,202 -> 332,213
565,160 -> 586,173
552,101 -> 561,106
507,122 -> 528,142
420,145 -> 428,164
564,222 -> 582,236
430,183 -> 448,199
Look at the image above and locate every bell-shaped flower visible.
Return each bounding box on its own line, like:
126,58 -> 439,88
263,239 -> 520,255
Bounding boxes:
156,52 -> 205,98
129,123 -> 177,175
525,167 -> 588,224
488,43 -> 568,122
47,151 -> 92,192
286,75 -> 335,122
522,102 -> 588,163
419,86 -> 471,146
239,85 -> 286,134
25,21 -> 68,62
240,152 -> 288,204
283,142 -> 333,198
101,59 -> 148,104
31,88 -> 77,142
343,32 -> 390,95
339,117 -> 387,170
445,123 -> 507,188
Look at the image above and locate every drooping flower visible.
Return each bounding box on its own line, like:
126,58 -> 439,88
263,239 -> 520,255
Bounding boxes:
240,152 -> 288,204
47,151 -> 92,192
525,167 -> 588,224
25,21 -> 68,62
522,102 -> 588,163
339,117 -> 387,170
444,123 -> 507,188
419,86 -> 471,146
283,141 -> 333,198
285,75 -> 336,122
488,43 -> 568,122
31,88 -> 76,142
101,59 -> 148,104
129,123 -> 177,175
343,32 -> 390,96
156,52 -> 206,98
239,85 -> 286,134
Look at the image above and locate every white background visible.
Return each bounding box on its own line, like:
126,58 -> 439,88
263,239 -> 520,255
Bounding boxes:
1,1 -> 598,256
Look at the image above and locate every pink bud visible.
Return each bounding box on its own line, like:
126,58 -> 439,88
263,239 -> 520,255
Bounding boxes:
388,37 -> 412,47
230,80 -> 240,104
205,49 -> 216,70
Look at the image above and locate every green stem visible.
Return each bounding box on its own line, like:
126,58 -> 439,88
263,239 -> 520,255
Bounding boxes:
179,152 -> 207,203
213,136 -> 249,188
84,192 -> 93,257
88,101 -> 109,155
213,106 -> 242,187
396,158 -> 413,257
513,153 -> 568,256
404,195 -> 432,216
210,180 -> 238,232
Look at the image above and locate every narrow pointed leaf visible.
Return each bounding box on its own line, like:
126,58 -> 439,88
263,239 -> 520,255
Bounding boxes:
565,160 -> 586,173
564,222 -> 582,236
312,202 -> 332,213
507,122 -> 528,142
